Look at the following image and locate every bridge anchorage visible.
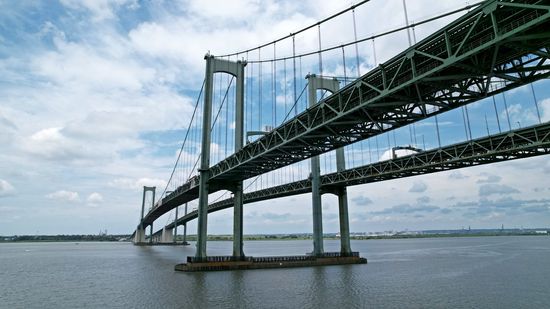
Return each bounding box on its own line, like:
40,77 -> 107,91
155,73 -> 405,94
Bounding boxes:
133,0 -> 550,271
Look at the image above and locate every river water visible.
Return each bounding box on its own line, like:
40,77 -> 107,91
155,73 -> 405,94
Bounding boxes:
1,236 -> 549,308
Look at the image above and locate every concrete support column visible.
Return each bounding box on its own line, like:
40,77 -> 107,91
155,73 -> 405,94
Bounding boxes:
134,228 -> 145,243
310,154 -> 323,255
173,206 -> 178,243
148,187 -> 156,245
162,227 -> 174,243
196,54 -> 215,259
232,184 -> 244,257
335,147 -> 351,255
232,59 -> 246,259
306,74 -> 340,256
337,189 -> 352,255
139,187 -> 146,232
183,203 -> 188,245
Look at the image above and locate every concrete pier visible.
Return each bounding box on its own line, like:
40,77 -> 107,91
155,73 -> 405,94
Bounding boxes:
161,227 -> 174,243
134,228 -> 145,244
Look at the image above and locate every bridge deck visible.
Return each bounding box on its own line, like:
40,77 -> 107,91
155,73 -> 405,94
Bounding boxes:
162,122 -> 550,230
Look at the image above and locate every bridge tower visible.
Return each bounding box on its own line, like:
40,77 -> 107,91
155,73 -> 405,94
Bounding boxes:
196,54 -> 246,259
134,186 -> 155,244
306,74 -> 351,256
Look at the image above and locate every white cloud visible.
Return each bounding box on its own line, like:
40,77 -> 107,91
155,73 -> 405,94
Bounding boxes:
46,190 -> 80,203
86,192 -> 104,205
0,179 -> 15,197
108,177 -> 167,191
21,127 -> 84,161
59,0 -> 138,22
33,38 -> 155,92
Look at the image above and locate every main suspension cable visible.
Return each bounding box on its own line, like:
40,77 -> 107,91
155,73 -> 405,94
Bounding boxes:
216,0 -> 372,58
231,2 -> 482,64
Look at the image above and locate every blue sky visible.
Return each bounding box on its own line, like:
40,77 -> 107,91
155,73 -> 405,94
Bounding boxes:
1,0 -> 549,236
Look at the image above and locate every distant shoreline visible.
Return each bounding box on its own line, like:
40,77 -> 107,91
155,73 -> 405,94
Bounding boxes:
1,229 -> 548,243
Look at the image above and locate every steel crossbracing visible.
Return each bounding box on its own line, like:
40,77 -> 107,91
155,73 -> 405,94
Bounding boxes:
158,122 -> 550,231
140,0 -> 550,228
209,0 -> 550,182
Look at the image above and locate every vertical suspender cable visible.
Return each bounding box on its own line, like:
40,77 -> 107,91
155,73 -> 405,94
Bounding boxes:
318,25 -> 323,76
258,49 -> 262,133
485,113 -> 490,137
492,96 -> 502,133
245,51 -> 249,137
461,107 -> 469,140
422,134 -> 426,150
368,139 -> 372,163
274,45 -> 282,184
249,53 -> 253,139
284,59 -> 288,119
386,133 -> 392,158
465,105 -> 473,140
435,113 -> 441,148
375,135 -> 380,161
502,92 -> 512,130
225,61 -> 229,158
273,44 -> 277,126
342,46 -> 348,85
412,121 -> 418,145
300,56 -> 311,178
530,83 -> 542,124
402,0 -> 412,47
352,8 -> 361,76
300,56 -> 304,112
372,39 -> 377,68
293,36 -> 298,117
411,24 -> 417,45
258,49 -> 263,189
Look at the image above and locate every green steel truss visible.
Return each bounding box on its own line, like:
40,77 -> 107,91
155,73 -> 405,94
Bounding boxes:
209,0 -> 550,182
163,122 -> 550,230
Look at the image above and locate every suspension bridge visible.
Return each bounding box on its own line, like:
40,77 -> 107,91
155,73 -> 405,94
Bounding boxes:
132,0 -> 550,270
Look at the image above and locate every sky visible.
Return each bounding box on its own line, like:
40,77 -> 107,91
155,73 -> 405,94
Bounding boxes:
1,0 -> 549,236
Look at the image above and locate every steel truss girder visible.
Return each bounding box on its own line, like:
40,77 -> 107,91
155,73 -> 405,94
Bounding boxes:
208,0 -> 550,182
165,122 -> 550,229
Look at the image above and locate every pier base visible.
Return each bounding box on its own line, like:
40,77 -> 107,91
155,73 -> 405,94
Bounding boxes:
175,252 -> 367,272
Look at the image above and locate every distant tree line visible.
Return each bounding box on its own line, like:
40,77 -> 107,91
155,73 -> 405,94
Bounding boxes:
1,234 -> 132,242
